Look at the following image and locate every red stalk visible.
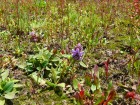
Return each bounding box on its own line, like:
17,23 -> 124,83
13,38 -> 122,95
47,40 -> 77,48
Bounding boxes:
104,59 -> 110,78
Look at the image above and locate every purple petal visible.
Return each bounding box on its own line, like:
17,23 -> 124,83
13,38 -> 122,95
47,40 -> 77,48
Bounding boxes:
29,31 -> 35,36
75,48 -> 80,53
71,43 -> 84,60
79,51 -> 84,56
72,49 -> 76,53
72,49 -> 77,56
77,43 -> 81,47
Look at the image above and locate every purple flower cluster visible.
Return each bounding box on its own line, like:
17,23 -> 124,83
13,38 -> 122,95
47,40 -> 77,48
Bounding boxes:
72,43 -> 84,60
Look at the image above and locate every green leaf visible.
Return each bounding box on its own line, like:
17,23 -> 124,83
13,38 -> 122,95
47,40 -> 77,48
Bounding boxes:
51,57 -> 60,62
1,70 -> 9,80
12,80 -> 20,83
3,82 -> 14,93
4,92 -> 15,99
91,85 -> 96,92
51,68 -> 57,83
85,75 -> 92,86
108,81 -> 113,90
37,67 -> 41,71
30,72 -> 46,85
0,97 -> 5,105
46,80 -> 57,87
57,83 -> 65,88
62,54 -> 71,59
13,84 -> 24,88
73,78 -> 79,90
95,96 -> 105,105
17,63 -> 26,69
137,35 -> 140,41
79,61 -> 88,68
26,62 -> 32,66
46,66 -> 51,70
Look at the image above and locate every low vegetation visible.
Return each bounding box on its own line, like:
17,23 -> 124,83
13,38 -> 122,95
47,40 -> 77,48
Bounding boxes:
0,0 -> 140,105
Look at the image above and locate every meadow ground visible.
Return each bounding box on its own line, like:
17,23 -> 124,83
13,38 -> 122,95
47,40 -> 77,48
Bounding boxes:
0,0 -> 140,105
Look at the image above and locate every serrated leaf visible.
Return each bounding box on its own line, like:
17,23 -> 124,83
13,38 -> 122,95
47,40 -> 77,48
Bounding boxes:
79,61 -> 88,68
4,92 -> 15,99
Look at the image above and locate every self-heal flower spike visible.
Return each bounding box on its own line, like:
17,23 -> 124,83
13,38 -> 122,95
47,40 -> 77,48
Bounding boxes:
29,31 -> 40,42
72,43 -> 84,60
75,43 -> 83,51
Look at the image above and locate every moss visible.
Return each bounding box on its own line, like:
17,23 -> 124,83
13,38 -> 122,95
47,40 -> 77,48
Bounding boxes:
12,90 -> 73,105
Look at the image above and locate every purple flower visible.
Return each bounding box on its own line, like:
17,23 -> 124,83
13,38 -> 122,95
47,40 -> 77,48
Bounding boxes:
72,43 -> 84,60
29,31 -> 40,42
29,31 -> 36,36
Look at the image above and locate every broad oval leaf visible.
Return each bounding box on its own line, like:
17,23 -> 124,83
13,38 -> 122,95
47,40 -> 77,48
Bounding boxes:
4,92 -> 15,99
3,82 -> 14,93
